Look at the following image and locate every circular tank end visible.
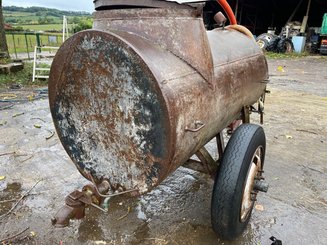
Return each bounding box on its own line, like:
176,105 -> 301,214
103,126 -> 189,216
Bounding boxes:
49,30 -> 171,194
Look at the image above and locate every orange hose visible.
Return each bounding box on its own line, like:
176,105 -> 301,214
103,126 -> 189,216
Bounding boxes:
226,25 -> 254,40
217,0 -> 237,25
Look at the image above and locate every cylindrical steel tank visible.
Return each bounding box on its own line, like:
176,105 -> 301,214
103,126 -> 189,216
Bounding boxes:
49,4 -> 268,194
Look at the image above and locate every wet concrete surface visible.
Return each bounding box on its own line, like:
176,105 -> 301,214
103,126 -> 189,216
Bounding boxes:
0,56 -> 327,244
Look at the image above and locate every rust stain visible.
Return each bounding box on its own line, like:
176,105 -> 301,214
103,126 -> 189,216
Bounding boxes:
49,7 -> 268,194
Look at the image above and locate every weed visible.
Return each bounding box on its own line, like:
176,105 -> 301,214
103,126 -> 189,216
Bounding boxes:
265,51 -> 310,59
265,51 -> 327,59
0,62 -> 48,88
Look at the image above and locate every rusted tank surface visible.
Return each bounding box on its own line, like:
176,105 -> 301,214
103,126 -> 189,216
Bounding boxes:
48,6 -> 268,194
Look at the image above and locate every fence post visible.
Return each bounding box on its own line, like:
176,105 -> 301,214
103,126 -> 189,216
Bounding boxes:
32,46 -> 37,82
11,33 -> 18,59
24,33 -> 30,60
36,33 -> 41,50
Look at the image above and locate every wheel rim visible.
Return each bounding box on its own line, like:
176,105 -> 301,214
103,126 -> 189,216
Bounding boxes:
257,40 -> 265,49
240,146 -> 262,222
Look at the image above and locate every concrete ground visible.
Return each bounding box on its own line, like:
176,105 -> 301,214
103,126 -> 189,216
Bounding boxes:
0,56 -> 326,244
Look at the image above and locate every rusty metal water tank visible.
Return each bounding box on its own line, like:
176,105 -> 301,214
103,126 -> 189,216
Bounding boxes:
49,2 -> 268,194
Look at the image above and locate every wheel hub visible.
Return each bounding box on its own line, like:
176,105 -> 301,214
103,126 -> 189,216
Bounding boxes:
240,147 -> 262,222
257,40 -> 266,49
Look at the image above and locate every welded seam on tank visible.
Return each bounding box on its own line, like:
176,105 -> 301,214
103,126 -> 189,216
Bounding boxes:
107,29 -> 196,82
213,53 -> 264,69
109,29 -> 211,85
98,28 -> 208,80
157,54 -> 265,83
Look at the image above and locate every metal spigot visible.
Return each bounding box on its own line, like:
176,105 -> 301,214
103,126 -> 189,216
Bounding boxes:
51,190 -> 90,227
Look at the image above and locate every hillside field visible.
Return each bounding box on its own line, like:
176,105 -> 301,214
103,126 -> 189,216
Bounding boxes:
20,24 -> 74,32
4,6 -> 91,30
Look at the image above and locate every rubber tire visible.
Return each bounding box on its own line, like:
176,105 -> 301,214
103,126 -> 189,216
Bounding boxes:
256,38 -> 268,50
266,36 -> 280,52
310,43 -> 318,54
211,124 -> 266,240
256,33 -> 275,43
277,38 -> 294,53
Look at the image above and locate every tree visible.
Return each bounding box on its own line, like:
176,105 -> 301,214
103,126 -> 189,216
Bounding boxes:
73,17 -> 93,33
0,0 -> 9,58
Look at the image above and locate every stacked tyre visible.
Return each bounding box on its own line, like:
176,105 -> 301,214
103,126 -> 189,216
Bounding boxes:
276,38 -> 294,53
255,33 -> 275,50
266,36 -> 280,52
256,33 -> 294,53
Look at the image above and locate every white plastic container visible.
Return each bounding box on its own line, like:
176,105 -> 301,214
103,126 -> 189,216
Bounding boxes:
292,36 -> 306,53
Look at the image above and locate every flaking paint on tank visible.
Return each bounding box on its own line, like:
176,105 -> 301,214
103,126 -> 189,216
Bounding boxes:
49,8 -> 268,194
50,33 -> 171,193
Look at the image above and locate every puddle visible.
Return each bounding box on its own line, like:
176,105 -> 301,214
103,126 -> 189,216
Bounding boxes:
78,213 -> 105,242
130,222 -> 150,245
136,204 -> 147,221
0,182 -> 22,215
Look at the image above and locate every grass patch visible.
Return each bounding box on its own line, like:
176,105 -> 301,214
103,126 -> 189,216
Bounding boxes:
6,33 -> 63,54
0,58 -> 11,65
5,11 -> 33,17
20,24 -> 74,31
265,51 -> 327,59
265,51 -> 311,59
0,62 -> 48,88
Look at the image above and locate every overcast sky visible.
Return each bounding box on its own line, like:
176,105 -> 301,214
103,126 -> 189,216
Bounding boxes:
3,0 -> 94,13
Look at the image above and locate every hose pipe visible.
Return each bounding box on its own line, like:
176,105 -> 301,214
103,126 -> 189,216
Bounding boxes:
226,25 -> 255,40
217,0 -> 237,25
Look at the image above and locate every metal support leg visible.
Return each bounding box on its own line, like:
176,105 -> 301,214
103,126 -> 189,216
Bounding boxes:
195,147 -> 218,177
216,132 -> 225,160
242,106 -> 250,124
